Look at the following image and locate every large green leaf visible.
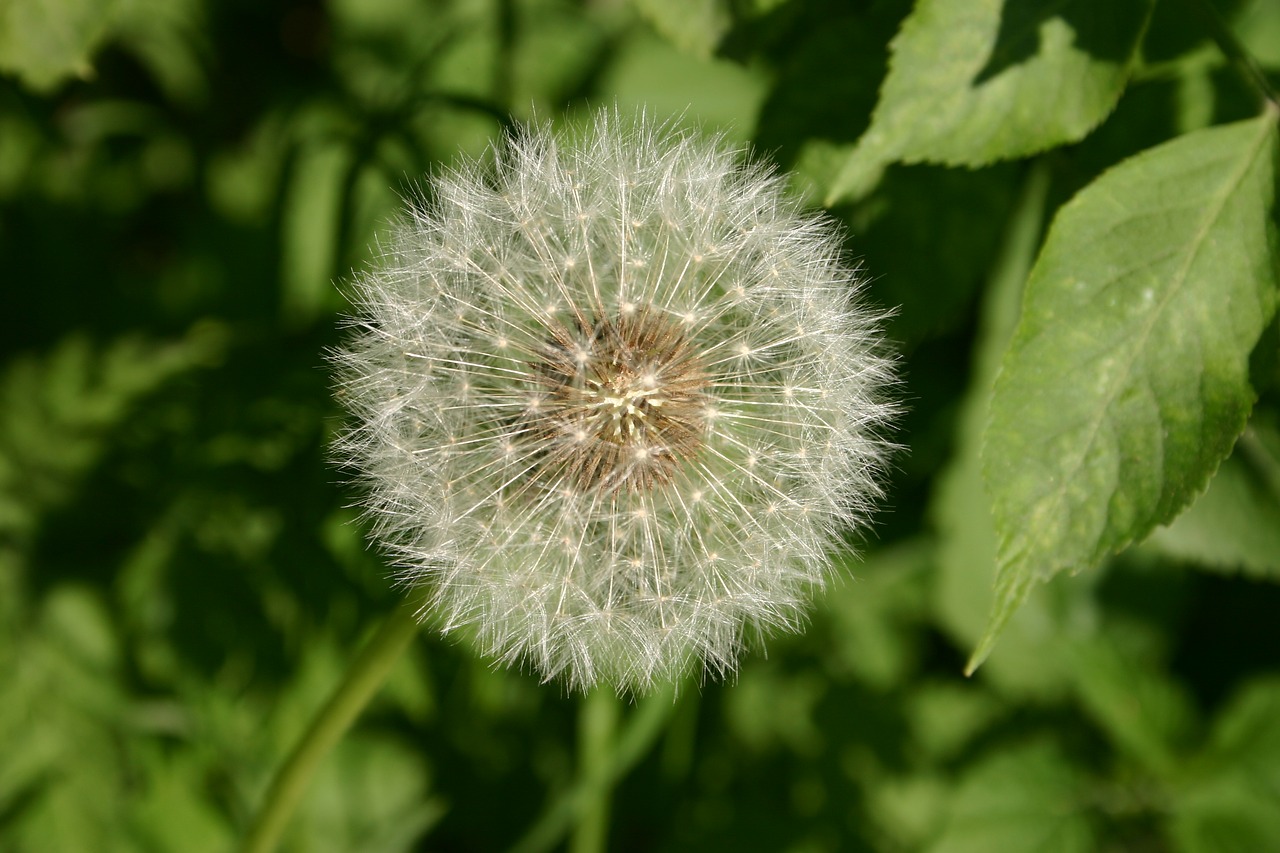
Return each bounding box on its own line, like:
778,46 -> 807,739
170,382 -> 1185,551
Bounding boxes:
970,114 -> 1280,672
826,0 -> 1154,203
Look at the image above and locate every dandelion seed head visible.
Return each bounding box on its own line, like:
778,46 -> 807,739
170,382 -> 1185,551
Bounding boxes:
334,109 -> 897,692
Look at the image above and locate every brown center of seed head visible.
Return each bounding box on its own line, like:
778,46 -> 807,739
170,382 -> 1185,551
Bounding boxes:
527,306 -> 710,494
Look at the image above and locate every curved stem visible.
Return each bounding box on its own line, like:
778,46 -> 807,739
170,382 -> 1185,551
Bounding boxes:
240,602 -> 422,853
570,689 -> 620,853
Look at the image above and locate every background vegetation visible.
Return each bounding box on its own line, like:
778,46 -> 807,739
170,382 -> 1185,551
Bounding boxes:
2,0 -> 1279,850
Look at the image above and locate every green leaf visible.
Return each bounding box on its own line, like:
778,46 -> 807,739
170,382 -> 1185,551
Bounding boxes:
826,0 -> 1154,203
296,733 -> 444,853
868,773 -> 949,850
725,664 -> 825,755
630,0 -> 731,59
1235,0 -> 1280,69
0,587 -> 134,851
1066,635 -> 1196,777
280,134 -> 354,327
931,162 -> 1101,699
1170,678 -> 1280,853
0,328 -> 225,547
906,681 -> 1003,762
824,540 -> 930,690
0,0 -> 119,91
130,748 -> 235,853
851,164 -> 1019,346
926,741 -> 1094,853
1145,420 -> 1280,580
970,114 -> 1280,673
751,0 -> 904,177
598,28 -> 766,139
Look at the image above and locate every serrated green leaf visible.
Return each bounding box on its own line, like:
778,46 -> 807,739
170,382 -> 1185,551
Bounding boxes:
931,162 -> 1103,698
826,0 -> 1153,203
1145,420 -> 1280,580
970,115 -> 1280,672
931,162 -> 1100,696
926,741 -> 1094,853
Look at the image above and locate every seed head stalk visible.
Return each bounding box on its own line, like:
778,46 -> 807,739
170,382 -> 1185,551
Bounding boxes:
240,602 -> 421,853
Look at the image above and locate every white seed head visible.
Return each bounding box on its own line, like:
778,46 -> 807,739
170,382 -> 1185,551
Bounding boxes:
334,110 -> 897,692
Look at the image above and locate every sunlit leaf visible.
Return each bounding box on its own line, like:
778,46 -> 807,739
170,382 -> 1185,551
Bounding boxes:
827,0 -> 1154,203
931,163 -> 1102,696
971,115 -> 1280,671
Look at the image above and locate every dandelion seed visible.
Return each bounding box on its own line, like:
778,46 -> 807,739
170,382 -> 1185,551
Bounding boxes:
334,109 -> 897,692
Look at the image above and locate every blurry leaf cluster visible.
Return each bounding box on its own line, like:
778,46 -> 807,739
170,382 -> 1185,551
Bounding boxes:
2,0 -> 1279,850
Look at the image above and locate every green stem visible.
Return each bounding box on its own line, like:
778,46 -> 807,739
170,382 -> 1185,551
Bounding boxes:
1187,0 -> 1279,109
240,602 -> 422,853
509,684 -> 678,853
570,689 -> 620,853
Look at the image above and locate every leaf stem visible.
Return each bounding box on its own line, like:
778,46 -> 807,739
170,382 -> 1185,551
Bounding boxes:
1187,0 -> 1279,110
508,685 -> 678,853
239,602 -> 422,853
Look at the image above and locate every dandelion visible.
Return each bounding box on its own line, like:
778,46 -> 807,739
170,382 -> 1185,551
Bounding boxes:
335,110 -> 896,692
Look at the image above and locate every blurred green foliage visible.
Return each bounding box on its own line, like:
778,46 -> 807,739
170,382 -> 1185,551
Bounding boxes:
2,0 -> 1279,851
